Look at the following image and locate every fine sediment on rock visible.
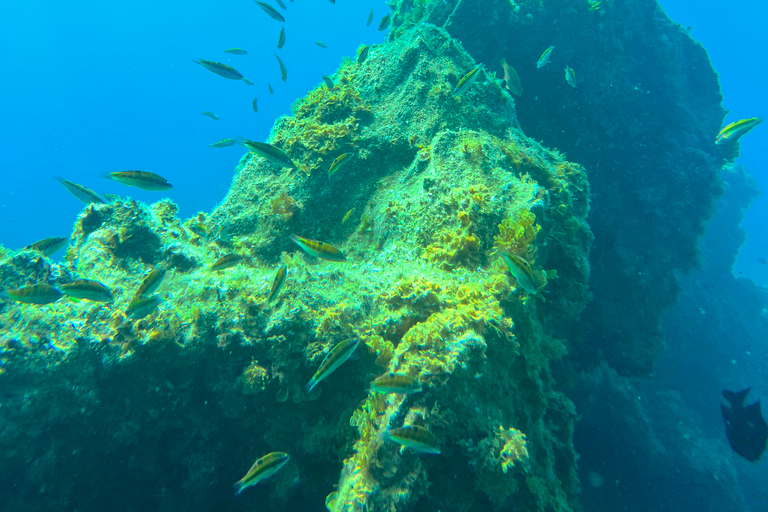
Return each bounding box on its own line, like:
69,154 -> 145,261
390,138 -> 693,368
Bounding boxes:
0,23 -> 590,512
387,0 -> 727,376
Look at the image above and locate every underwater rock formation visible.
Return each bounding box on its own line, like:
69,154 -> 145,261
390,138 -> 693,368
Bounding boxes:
388,0 -> 727,376
1,23 -> 590,512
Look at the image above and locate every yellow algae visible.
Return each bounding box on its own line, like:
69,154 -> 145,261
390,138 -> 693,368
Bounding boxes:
499,426 -> 529,473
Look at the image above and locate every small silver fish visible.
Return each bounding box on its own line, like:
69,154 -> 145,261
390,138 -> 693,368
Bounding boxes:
224,48 -> 247,55
252,97 -> 258,113
315,41 -> 327,48
202,111 -> 220,120
366,9 -> 374,26
277,27 -> 285,49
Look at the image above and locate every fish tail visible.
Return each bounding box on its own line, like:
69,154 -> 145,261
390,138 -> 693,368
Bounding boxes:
722,387 -> 751,408
305,379 -> 316,394
233,482 -> 244,496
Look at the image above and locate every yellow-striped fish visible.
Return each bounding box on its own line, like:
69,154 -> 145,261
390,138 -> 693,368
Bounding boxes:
61,279 -> 113,302
328,152 -> 354,174
306,338 -> 360,393
381,425 -> 441,454
537,45 -> 555,68
370,373 -> 422,395
453,65 -> 482,95
209,254 -> 244,271
289,234 -> 346,262
104,171 -> 172,191
134,268 -> 166,298
715,117 -> 762,145
267,265 -> 287,303
56,177 -> 104,204
233,452 -> 290,495
24,236 -> 68,257
341,208 -> 355,224
0,284 -> 63,305
501,252 -> 540,294
126,294 -> 163,320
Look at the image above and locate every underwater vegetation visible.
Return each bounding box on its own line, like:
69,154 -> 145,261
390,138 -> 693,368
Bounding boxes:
0,0 -> 736,511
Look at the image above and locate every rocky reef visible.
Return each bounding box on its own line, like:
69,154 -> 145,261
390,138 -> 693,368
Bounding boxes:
0,0 -> 736,511
1,22 -> 590,512
388,0 -> 727,375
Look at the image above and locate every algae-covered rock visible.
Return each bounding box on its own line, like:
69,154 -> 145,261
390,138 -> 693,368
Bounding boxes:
1,21 -> 591,511
387,0 -> 726,377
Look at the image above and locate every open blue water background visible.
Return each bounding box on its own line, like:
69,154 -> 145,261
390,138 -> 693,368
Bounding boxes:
0,1 -> 765,285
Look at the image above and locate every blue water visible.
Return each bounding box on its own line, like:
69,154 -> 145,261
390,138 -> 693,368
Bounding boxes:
0,0 -> 387,250
659,0 -> 768,286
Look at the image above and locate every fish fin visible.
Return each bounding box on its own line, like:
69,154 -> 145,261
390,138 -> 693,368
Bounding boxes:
723,388 -> 751,408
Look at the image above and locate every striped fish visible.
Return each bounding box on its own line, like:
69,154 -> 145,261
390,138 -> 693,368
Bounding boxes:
306,338 -> 360,393
501,252 -> 540,294
370,373 -> 422,395
234,452 -> 290,495
267,265 -> 287,303
134,268 -> 166,298
289,234 -> 346,262
56,177 -> 104,204
103,171 -> 172,191
0,284 -> 63,305
237,138 -> 296,168
61,279 -> 113,302
453,65 -> 482,95
382,425 -> 440,454
194,58 -> 244,80
716,117 -> 762,145
255,2 -> 286,22
24,236 -> 68,257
